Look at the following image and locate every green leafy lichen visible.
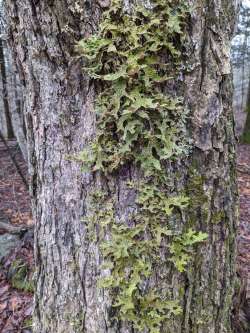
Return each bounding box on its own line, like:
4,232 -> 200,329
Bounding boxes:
169,228 -> 208,272
77,0 -> 207,332
76,0 -> 190,175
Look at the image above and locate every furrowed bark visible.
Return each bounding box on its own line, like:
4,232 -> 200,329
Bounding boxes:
5,0 -> 238,332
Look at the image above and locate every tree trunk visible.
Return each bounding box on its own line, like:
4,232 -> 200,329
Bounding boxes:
0,0 -> 27,157
5,49 -> 28,160
5,1 -> 238,333
241,81 -> 250,143
0,35 -> 14,138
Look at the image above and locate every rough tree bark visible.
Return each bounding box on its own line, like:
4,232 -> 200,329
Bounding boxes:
0,0 -> 27,157
5,1 -> 238,333
0,34 -> 14,138
6,50 -> 28,160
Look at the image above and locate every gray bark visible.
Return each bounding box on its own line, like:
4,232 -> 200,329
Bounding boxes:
0,8 -> 27,158
0,34 -> 14,138
6,51 -> 28,160
1,3 -> 28,159
5,1 -> 239,333
241,80 -> 250,143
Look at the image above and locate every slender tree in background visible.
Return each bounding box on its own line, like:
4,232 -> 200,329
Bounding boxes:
0,3 -> 27,157
0,31 -> 13,138
242,81 -> 250,143
5,51 -> 27,160
5,1 -> 238,333
231,3 -> 250,139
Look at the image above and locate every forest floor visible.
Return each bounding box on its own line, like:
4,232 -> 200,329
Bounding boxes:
0,140 -> 250,332
237,145 -> 250,291
0,140 -> 33,332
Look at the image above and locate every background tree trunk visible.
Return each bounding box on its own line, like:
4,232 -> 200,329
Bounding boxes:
0,34 -> 14,139
5,1 -> 238,333
0,0 -> 27,158
5,49 -> 27,160
241,81 -> 250,143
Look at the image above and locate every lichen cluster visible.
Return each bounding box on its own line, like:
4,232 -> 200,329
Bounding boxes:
77,1 -> 207,332
77,0 -> 189,174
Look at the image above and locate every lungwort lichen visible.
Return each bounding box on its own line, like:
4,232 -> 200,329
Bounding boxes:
77,1 -> 207,331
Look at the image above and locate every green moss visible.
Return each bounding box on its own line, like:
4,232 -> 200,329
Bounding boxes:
186,171 -> 206,206
10,260 -> 34,293
211,211 -> 225,224
65,312 -> 85,332
186,168 -> 210,226
23,317 -> 32,330
241,131 -> 250,144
